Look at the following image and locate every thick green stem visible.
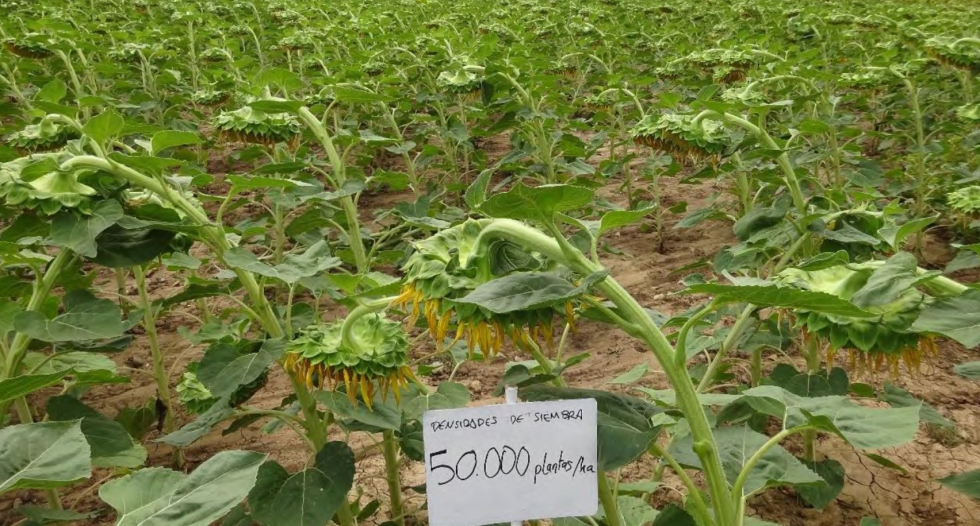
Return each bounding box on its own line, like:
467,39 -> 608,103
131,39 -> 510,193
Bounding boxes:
133,266 -> 183,467
295,107 -> 369,274
382,430 -> 405,526
694,111 -> 807,214
3,250 -> 77,380
597,470 -> 624,526
475,219 -> 739,526
59,155 -> 282,337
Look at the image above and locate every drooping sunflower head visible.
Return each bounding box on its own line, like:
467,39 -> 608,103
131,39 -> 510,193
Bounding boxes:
630,113 -> 730,163
191,88 -> 230,107
0,150 -> 100,215
776,262 -> 937,377
685,48 -> 756,72
213,106 -> 301,147
925,37 -> 980,74
199,47 -> 229,63
437,68 -> 484,100
583,90 -> 619,112
393,220 -> 577,357
2,33 -> 54,59
283,314 -> 412,409
5,120 -> 78,153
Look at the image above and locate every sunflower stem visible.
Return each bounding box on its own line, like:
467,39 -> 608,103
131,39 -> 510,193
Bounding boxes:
382,430 -> 406,526
477,219 -> 740,526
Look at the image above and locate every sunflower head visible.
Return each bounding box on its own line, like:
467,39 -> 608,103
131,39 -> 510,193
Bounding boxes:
284,315 -> 412,409
925,37 -> 980,74
685,48 -> 756,71
213,106 -> 301,147
393,220 -> 576,357
5,120 -> 78,153
0,150 -> 99,215
583,90 -> 619,112
191,89 -> 230,107
3,34 -> 54,59
776,262 -> 936,377
630,113 -> 730,163
437,68 -> 484,99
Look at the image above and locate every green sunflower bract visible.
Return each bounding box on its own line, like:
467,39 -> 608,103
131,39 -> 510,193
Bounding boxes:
392,220 -> 576,358
283,314 -> 412,409
776,263 -> 937,376
630,113 -> 729,163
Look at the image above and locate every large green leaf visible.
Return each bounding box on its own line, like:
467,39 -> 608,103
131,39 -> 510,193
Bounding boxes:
912,289 -> 980,348
878,216 -> 937,251
0,421 -> 91,494
157,396 -> 235,447
49,200 -> 125,257
954,361 -> 980,380
248,442 -> 355,526
151,131 -> 202,155
15,291 -> 125,342
401,382 -> 471,421
100,450 -> 265,526
0,371 -> 69,403
738,386 -> 920,449
683,283 -> 873,318
316,391 -> 401,432
850,252 -> 928,308
478,183 -> 594,223
597,207 -> 656,238
796,459 -> 845,510
83,110 -> 125,145
879,383 -> 954,429
46,395 -> 146,469
90,224 -> 178,268
197,341 -> 282,399
520,386 -> 664,471
456,270 -> 608,314
224,241 -> 341,285
939,469 -> 980,499
670,425 -> 822,496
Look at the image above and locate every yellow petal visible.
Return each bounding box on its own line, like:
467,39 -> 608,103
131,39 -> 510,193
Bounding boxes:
360,377 -> 373,410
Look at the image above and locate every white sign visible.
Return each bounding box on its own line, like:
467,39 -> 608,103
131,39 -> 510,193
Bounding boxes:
422,397 -> 599,526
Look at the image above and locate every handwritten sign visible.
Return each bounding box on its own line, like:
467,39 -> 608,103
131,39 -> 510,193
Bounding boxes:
422,397 -> 598,526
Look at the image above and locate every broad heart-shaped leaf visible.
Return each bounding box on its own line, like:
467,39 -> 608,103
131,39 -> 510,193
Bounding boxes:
248,442 -> 355,526
82,110 -> 125,145
455,270 -> 609,314
912,289 -> 980,348
465,168 -> 493,209
99,450 -> 265,526
224,241 -> 341,285
850,252 -> 924,308
520,386 -> 664,472
597,207 -> 656,238
878,216 -> 937,251
36,79 -> 68,104
401,382 -> 471,422
939,469 -> 980,499
682,283 -> 873,318
15,290 -> 125,342
157,396 -> 235,447
738,386 -> 920,449
90,224 -> 178,268
796,459 -> 845,510
49,200 -> 124,257
954,361 -> 980,380
879,383 -> 954,429
197,340 -> 282,399
478,183 -> 594,223
0,370 -> 69,403
316,391 -> 401,432
151,130 -> 202,155
0,420 -> 91,494
46,395 -> 146,469
670,425 -> 823,497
